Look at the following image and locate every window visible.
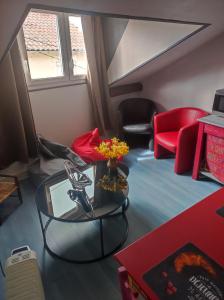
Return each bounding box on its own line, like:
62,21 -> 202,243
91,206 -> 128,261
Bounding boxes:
23,12 -> 63,79
68,16 -> 87,76
21,10 -> 87,89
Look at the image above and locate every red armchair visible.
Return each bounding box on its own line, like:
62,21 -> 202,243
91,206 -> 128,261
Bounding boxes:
154,107 -> 208,174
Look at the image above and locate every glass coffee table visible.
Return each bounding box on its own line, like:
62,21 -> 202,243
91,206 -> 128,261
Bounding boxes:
35,161 -> 129,263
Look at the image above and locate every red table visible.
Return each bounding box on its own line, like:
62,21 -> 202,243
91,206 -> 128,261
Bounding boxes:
115,188 -> 224,299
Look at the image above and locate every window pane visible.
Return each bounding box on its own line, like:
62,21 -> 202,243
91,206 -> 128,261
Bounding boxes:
68,16 -> 87,76
23,12 -> 63,79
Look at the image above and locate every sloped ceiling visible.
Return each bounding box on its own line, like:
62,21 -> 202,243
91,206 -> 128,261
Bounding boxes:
107,20 -> 204,85
1,0 -> 224,79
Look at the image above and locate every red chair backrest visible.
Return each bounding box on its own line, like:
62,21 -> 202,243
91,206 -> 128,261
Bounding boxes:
173,107 -> 208,128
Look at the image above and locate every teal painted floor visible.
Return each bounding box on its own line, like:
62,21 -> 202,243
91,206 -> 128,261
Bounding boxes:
0,149 -> 220,299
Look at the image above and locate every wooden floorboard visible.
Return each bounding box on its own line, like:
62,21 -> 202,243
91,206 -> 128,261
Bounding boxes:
0,149 -> 220,300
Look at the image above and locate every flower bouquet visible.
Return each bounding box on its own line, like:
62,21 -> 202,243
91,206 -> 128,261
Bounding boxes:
95,137 -> 129,169
95,137 -> 129,191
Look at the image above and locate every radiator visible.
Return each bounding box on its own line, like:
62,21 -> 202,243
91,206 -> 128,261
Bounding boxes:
5,249 -> 45,300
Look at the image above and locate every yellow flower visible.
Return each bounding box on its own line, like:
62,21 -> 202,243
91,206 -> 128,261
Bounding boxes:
95,137 -> 129,159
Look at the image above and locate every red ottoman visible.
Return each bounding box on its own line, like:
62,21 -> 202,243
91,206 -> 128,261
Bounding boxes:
71,128 -> 105,163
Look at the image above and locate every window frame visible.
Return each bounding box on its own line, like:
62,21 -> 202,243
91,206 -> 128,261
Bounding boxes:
20,9 -> 87,91
65,14 -> 88,81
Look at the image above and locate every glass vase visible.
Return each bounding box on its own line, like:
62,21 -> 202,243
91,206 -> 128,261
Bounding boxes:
107,158 -> 118,178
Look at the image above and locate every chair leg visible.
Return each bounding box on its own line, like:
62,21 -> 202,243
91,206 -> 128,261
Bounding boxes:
148,137 -> 154,151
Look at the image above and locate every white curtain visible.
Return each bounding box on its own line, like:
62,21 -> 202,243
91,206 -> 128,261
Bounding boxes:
81,15 -> 111,136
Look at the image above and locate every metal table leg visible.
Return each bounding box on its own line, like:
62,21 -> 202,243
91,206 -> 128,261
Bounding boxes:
0,260 -> 5,277
37,207 -> 129,264
99,218 -> 104,257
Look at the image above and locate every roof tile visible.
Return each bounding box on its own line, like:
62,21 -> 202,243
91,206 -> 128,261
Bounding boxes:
23,12 -> 86,52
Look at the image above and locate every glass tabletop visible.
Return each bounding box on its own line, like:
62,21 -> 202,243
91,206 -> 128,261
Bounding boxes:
35,161 -> 129,221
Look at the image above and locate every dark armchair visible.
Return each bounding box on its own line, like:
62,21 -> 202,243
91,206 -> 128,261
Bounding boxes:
118,98 -> 157,148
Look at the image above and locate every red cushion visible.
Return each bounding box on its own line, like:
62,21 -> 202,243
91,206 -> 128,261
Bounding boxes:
71,128 -> 105,163
155,131 -> 179,153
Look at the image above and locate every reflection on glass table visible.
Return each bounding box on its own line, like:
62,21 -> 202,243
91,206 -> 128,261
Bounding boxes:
49,166 -> 95,219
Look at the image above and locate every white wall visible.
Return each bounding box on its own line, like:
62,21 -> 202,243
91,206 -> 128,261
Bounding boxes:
29,84 -> 94,146
107,19 -> 201,84
141,33 -> 224,112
